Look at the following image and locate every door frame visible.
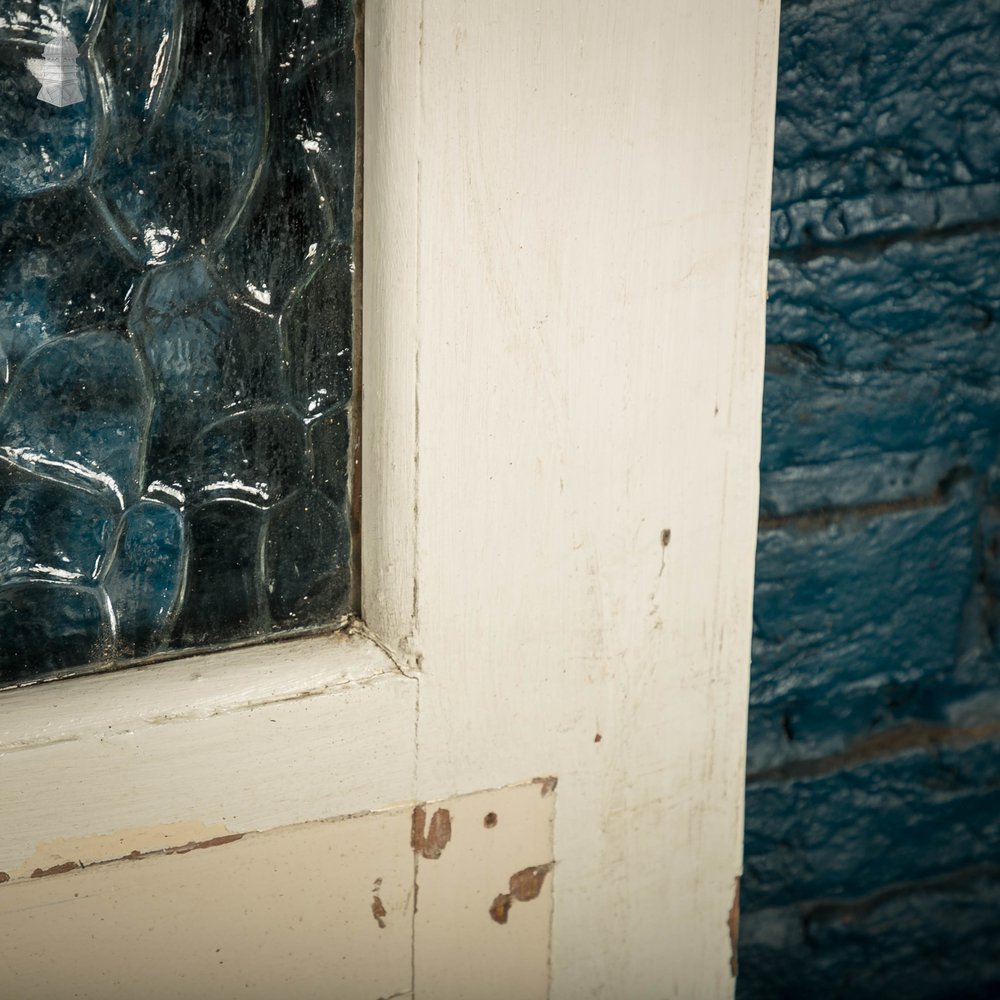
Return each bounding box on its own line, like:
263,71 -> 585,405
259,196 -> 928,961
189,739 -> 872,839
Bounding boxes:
1,2 -> 780,996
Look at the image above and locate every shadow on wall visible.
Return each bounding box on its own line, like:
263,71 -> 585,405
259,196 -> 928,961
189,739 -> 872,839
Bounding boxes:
741,0 -> 1000,996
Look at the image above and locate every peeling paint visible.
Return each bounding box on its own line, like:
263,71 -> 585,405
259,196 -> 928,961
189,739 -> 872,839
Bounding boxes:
13,820 -> 237,880
489,892 -> 513,924
415,783 -> 555,993
17,832 -> 246,884
509,864 -> 552,903
1,805 -> 415,994
535,776 -> 558,797
410,806 -> 452,860
728,876 -> 740,978
490,863 -> 553,923
163,834 -> 244,856
31,861 -> 81,879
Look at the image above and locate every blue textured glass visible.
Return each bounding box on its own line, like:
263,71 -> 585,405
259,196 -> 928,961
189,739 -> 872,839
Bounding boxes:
0,0 -> 356,685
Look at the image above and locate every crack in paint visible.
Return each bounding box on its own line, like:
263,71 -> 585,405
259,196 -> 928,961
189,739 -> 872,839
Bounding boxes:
30,861 -> 81,879
162,834 -> 244,856
18,833 -> 246,883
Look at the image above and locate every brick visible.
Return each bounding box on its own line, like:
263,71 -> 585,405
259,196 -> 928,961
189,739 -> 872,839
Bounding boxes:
746,678 -> 1000,776
767,231 -> 1000,376
742,737 -> 1000,910
754,489 -> 975,672
737,868 -> 1000,1000
744,0 -> 1000,993
759,446 -> 962,519
772,183 -> 1000,251
762,232 -> 1000,499
771,0 -> 1000,250
749,490 -> 980,769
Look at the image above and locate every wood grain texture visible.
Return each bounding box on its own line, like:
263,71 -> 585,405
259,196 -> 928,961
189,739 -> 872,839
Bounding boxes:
0,781 -> 552,1000
1,2 -> 778,995
0,809 -> 415,1000
414,782 -> 555,1000
375,2 -> 780,996
361,0 -> 422,663
0,632 -> 417,877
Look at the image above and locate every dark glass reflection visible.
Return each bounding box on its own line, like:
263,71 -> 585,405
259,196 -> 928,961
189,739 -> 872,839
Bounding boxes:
0,0 -> 356,684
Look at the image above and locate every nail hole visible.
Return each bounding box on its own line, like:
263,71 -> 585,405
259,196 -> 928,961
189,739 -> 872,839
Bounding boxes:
484,812 -> 498,828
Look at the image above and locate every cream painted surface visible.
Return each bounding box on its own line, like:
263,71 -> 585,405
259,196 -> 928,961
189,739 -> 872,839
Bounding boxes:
369,1 -> 780,996
361,0 -> 420,662
0,783 -> 554,1000
0,808 -> 415,999
414,781 -> 555,1000
0,631 -> 417,878
2,1 -> 778,996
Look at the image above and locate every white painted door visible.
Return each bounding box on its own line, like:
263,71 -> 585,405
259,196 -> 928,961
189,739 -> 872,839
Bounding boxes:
0,2 -> 780,997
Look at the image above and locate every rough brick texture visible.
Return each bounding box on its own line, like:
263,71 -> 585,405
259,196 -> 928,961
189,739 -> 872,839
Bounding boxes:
743,737 -> 1000,910
770,0 -> 1000,251
741,0 -> 1000,995
740,868 -> 1000,1000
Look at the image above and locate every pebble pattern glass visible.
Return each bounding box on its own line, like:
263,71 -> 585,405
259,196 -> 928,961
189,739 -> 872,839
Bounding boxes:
0,0 -> 356,685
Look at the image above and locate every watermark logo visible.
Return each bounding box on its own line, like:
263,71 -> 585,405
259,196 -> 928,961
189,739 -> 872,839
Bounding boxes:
27,30 -> 84,108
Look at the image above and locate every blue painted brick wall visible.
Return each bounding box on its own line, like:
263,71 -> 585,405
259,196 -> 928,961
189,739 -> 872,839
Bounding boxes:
740,0 -> 1000,995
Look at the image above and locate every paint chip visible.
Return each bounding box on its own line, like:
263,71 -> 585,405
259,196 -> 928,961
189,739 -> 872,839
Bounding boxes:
535,776 -> 558,797
372,895 -> 387,929
31,860 -> 81,879
410,806 -> 452,860
509,864 -> 552,903
489,892 -> 512,924
490,864 -> 553,923
728,877 -> 740,978
163,834 -> 243,856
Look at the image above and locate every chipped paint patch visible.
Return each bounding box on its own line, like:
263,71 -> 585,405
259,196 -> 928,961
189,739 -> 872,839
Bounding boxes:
410,806 -> 452,860
3,780 -> 553,996
162,834 -> 244,856
414,781 -> 555,999
31,860 -> 81,879
372,895 -> 388,929
21,834 -> 245,882
509,864 -> 552,903
490,864 -> 553,923
13,820 -> 236,881
489,892 -> 512,924
535,776 -> 558,796
0,808 -> 413,997
729,876 -> 740,978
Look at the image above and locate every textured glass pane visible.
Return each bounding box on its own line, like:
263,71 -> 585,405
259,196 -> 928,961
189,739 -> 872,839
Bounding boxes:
0,0 -> 356,685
